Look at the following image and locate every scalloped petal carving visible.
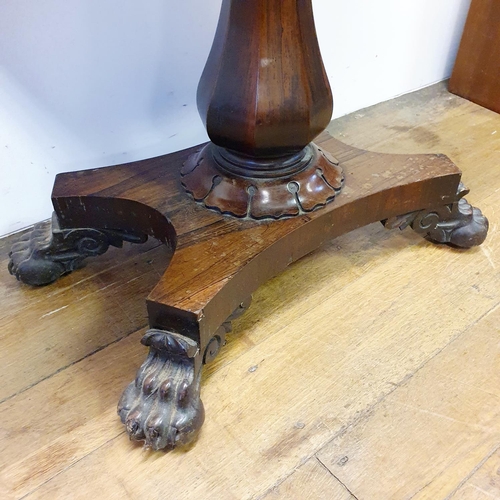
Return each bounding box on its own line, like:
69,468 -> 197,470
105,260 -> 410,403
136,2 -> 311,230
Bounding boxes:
181,143 -> 344,220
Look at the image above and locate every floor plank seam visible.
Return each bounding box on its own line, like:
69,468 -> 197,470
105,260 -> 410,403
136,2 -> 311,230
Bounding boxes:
407,472 -> 448,500
252,457 -> 311,500
315,455 -> 359,499
0,326 -> 147,406
0,223 -> 38,243
443,444 -> 500,500
232,292 -> 500,500
309,299 -> 500,473
17,432 -> 127,500
2,240 -> 165,322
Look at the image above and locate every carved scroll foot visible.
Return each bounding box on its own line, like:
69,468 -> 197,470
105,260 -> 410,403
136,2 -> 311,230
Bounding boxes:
118,298 -> 251,451
384,183 -> 489,248
8,213 -> 148,286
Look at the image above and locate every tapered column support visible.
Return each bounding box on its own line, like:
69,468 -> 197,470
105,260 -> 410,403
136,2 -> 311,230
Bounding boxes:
182,0 -> 342,219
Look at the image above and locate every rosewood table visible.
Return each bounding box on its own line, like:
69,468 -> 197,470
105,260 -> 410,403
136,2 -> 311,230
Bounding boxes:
8,0 -> 488,451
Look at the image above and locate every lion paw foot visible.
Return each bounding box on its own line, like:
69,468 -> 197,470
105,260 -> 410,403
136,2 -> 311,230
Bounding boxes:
8,213 -> 148,286
384,183 -> 488,249
118,330 -> 204,451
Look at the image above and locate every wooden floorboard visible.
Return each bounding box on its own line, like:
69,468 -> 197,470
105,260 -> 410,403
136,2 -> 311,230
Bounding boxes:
449,448 -> 500,500
1,82 -> 499,499
259,457 -> 355,499
316,304 -> 500,499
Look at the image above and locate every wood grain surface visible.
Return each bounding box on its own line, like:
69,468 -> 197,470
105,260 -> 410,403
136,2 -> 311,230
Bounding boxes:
50,132 -> 461,348
449,0 -> 500,114
1,82 -> 499,499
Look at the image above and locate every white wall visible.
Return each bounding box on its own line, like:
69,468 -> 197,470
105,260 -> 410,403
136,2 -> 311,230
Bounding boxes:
0,0 -> 471,236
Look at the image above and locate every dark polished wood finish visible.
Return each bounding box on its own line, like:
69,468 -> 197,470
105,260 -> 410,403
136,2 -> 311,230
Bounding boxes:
8,1 -> 488,451
449,0 -> 500,113
198,0 -> 332,157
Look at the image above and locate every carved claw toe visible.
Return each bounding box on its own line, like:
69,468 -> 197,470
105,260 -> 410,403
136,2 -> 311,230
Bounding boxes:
142,386 -> 205,451
118,330 -> 204,451
444,200 -> 489,248
126,415 -> 146,441
8,219 -> 66,286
